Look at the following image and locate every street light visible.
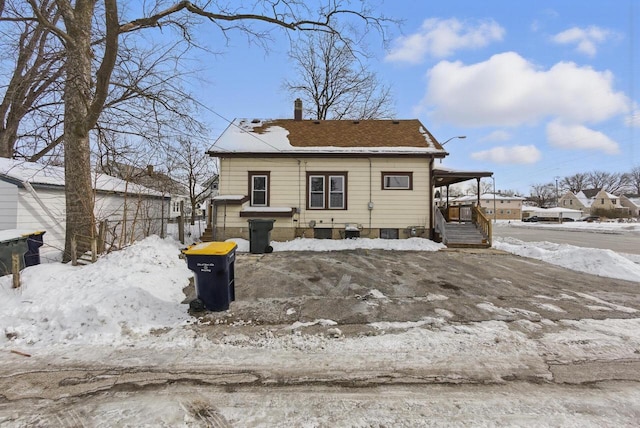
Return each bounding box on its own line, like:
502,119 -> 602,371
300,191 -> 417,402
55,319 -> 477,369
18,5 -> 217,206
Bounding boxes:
441,135 -> 467,146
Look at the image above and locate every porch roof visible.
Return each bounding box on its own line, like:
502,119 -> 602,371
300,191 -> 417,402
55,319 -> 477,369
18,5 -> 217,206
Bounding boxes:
432,166 -> 493,187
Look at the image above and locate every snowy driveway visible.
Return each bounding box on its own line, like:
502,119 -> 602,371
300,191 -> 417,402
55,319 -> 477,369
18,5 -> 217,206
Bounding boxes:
2,240 -> 640,426
195,249 -> 640,333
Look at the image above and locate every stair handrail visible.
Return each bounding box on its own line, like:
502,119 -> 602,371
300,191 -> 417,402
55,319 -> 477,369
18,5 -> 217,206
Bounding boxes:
472,206 -> 492,246
435,207 -> 448,244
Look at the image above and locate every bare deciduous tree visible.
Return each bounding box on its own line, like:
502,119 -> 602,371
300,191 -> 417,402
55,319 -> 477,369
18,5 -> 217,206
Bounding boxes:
0,0 -> 64,158
166,138 -> 216,225
529,183 -> 556,207
9,1 -> 391,261
586,170 -> 629,194
283,31 -> 394,120
628,166 -> 640,195
561,173 -> 588,193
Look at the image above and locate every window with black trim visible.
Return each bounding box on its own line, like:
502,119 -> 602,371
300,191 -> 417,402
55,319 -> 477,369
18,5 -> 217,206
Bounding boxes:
249,171 -> 270,206
307,172 -> 347,210
381,172 -> 413,190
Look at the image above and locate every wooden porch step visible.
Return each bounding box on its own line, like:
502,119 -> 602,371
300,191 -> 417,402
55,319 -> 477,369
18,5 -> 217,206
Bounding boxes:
443,222 -> 489,248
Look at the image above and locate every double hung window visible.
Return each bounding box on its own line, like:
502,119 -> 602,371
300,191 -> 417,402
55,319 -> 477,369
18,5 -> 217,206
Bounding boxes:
308,173 -> 347,210
249,172 -> 270,206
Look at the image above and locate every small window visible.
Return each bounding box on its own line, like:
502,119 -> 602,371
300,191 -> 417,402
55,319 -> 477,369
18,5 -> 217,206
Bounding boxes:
601,198 -> 605,204
249,171 -> 270,207
380,228 -> 399,239
382,172 -> 413,190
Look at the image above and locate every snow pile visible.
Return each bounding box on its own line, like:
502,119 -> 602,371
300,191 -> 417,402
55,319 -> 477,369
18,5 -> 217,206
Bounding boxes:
0,236 -> 192,347
494,237 -> 640,282
227,237 -> 445,252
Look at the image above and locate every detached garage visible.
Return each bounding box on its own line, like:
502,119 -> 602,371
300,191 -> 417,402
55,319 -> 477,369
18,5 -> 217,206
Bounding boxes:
0,158 -> 170,257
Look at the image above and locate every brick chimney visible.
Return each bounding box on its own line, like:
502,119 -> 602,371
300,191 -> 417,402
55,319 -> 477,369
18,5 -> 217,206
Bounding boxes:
294,98 -> 302,121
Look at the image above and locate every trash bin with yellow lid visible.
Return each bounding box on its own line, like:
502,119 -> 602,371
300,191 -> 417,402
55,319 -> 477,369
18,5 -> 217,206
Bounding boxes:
182,241 -> 237,311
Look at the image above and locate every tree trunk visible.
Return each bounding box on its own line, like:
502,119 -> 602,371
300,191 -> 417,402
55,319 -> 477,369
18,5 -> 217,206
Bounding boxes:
61,2 -> 97,261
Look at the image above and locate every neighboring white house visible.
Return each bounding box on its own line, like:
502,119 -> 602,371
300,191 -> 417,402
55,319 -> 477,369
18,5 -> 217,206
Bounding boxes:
0,158 -> 170,254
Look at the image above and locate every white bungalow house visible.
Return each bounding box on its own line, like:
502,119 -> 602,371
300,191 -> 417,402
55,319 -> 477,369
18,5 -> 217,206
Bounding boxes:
0,158 -> 169,255
204,100 -> 493,247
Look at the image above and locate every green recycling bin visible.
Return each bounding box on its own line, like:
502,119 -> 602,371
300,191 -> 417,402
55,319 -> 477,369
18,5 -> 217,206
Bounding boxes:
0,231 -> 29,276
182,241 -> 237,311
248,219 -> 275,254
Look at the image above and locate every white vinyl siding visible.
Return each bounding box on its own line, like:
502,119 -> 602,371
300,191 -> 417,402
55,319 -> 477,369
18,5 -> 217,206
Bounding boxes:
0,180 -> 18,229
217,157 -> 432,233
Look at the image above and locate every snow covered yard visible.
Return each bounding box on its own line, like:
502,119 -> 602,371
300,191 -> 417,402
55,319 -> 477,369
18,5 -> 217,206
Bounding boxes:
1,233 -> 640,426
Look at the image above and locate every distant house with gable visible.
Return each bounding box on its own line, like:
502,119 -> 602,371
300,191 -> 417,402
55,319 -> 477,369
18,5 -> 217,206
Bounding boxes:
559,188 -> 629,218
0,158 -> 169,254
620,194 -> 640,217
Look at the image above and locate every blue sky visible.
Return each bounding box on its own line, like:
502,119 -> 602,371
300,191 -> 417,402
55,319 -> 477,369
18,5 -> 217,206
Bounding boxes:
186,1 -> 638,195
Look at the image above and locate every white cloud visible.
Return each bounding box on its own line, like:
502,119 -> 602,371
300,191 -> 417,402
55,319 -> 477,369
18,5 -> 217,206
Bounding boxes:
552,26 -> 613,57
479,130 -> 511,142
471,145 -> 541,164
423,52 -> 629,127
546,120 -> 620,154
385,18 -> 504,63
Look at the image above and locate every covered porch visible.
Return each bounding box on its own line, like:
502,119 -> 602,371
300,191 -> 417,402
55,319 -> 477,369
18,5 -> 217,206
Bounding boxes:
432,167 -> 494,248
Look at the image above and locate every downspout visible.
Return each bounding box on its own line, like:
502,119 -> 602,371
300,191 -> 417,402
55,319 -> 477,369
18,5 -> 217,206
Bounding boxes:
368,158 -> 372,235
429,158 -> 434,239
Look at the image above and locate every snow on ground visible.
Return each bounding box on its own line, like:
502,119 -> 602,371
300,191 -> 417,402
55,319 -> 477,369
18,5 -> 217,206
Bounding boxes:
2,231 -> 640,424
0,230 -> 638,354
494,237 -> 640,283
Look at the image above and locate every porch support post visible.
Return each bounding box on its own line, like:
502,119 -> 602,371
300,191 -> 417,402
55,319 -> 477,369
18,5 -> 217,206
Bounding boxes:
446,185 -> 450,207
476,178 -> 481,206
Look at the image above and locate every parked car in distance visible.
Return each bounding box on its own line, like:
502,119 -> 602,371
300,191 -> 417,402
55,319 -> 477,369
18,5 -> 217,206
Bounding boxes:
522,216 -> 539,222
561,217 -> 575,222
579,215 -> 600,222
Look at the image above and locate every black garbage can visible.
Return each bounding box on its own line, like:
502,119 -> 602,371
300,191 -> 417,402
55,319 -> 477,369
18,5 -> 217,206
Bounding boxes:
0,232 -> 28,276
24,231 -> 46,267
248,219 -> 275,254
182,241 -> 237,311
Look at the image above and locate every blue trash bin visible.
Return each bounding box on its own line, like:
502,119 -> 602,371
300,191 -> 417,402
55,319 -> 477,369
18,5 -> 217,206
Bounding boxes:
182,242 -> 237,311
24,231 -> 46,267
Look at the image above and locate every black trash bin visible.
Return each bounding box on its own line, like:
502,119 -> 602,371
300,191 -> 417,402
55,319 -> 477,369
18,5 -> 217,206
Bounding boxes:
182,241 -> 237,311
24,231 -> 46,267
248,219 -> 275,254
0,231 -> 28,276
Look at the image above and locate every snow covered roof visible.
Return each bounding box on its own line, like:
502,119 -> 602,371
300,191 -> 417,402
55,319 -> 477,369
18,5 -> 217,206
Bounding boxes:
208,118 -> 447,156
575,191 -> 593,207
0,158 -> 165,197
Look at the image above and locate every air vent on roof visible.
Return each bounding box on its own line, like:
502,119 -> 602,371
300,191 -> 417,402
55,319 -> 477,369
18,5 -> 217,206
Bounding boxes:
314,121 -> 320,124
251,119 -> 260,123
353,121 -> 360,124
392,120 -> 400,124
